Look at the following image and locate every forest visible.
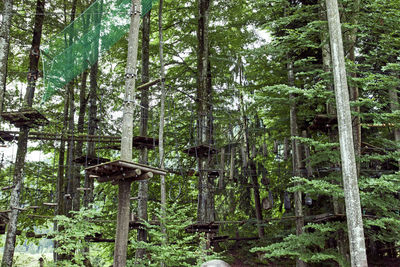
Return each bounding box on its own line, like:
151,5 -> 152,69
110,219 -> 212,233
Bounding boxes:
0,0 -> 400,266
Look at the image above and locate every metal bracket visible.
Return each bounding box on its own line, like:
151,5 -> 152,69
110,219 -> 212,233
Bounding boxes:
125,71 -> 137,79
124,97 -> 135,104
130,4 -> 142,16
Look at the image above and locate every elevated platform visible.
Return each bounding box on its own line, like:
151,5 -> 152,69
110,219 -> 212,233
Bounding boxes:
308,114 -> 337,132
210,235 -> 229,244
129,220 -> 160,230
73,155 -> 109,166
132,136 -> 159,149
185,223 -> 219,233
183,144 -> 218,158
193,169 -> 221,178
86,160 -> 167,183
0,131 -> 15,142
43,203 -> 58,207
1,108 -> 48,128
98,136 -> 159,150
1,185 -> 15,191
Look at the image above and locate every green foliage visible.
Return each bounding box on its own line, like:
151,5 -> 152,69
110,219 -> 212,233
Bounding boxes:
47,208 -> 102,267
127,203 -> 223,267
251,222 -> 348,266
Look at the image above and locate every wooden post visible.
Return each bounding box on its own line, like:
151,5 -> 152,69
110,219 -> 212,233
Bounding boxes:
325,0 -> 368,266
113,1 -> 141,266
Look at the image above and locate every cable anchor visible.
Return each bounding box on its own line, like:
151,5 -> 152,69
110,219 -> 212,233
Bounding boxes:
130,4 -> 142,16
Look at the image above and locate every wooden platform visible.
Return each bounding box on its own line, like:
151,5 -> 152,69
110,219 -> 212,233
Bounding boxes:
191,169 -> 221,178
86,160 -> 167,183
73,155 -> 109,166
210,235 -> 229,244
43,203 -> 58,207
308,114 -> 337,132
185,223 -> 219,233
1,185 -> 15,191
0,131 -> 15,142
129,220 -> 160,230
1,108 -> 49,128
98,136 -> 159,150
132,136 -> 159,149
183,144 -> 218,158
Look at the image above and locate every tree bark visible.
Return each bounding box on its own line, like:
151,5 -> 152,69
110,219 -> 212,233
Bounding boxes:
83,63 -> 98,208
288,61 -> 307,267
388,88 -> 400,168
239,85 -> 264,238
65,83 -> 78,213
0,0 -> 13,114
325,0 -> 368,266
113,0 -> 141,266
158,0 -> 167,248
135,9 -> 151,261
346,0 -> 361,176
320,2 -> 348,260
1,1 -> 45,266
54,92 -> 69,262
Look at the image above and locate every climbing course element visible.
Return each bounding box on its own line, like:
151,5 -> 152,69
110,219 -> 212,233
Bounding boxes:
41,0 -> 159,102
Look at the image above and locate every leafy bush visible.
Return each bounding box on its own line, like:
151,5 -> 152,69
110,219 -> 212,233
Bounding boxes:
127,202 -> 223,267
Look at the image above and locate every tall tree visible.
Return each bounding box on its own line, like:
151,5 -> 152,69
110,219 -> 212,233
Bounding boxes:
1,1 -> 45,266
325,0 -> 367,266
0,0 -> 13,113
158,0 -> 167,263
135,9 -> 151,261
196,0 -> 214,224
288,61 -> 307,267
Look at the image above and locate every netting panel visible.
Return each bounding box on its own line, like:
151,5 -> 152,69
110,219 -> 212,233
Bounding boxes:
41,0 -> 158,102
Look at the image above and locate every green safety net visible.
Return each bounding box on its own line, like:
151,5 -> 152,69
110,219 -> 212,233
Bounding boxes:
41,0 -> 158,102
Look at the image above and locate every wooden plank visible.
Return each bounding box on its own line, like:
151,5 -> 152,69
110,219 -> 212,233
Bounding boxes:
111,172 -> 153,185
85,160 -> 166,176
97,169 -> 142,183
43,203 -> 58,207
117,161 -> 167,176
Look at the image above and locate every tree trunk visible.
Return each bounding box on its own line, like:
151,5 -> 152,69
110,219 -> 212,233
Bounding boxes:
388,88 -> 400,168
288,61 -> 307,267
75,71 -> 88,194
239,86 -> 264,238
83,0 -> 101,209
1,1 -> 45,266
158,0 -> 167,251
0,0 -> 13,113
320,2 -> 349,260
158,2 -> 167,266
113,0 -> 141,266
65,83 -> 78,213
76,71 -> 88,158
325,1 -> 368,266
83,63 -> 98,208
54,92 -> 69,262
135,10 -> 151,261
346,0 -> 361,176
196,0 -> 214,223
